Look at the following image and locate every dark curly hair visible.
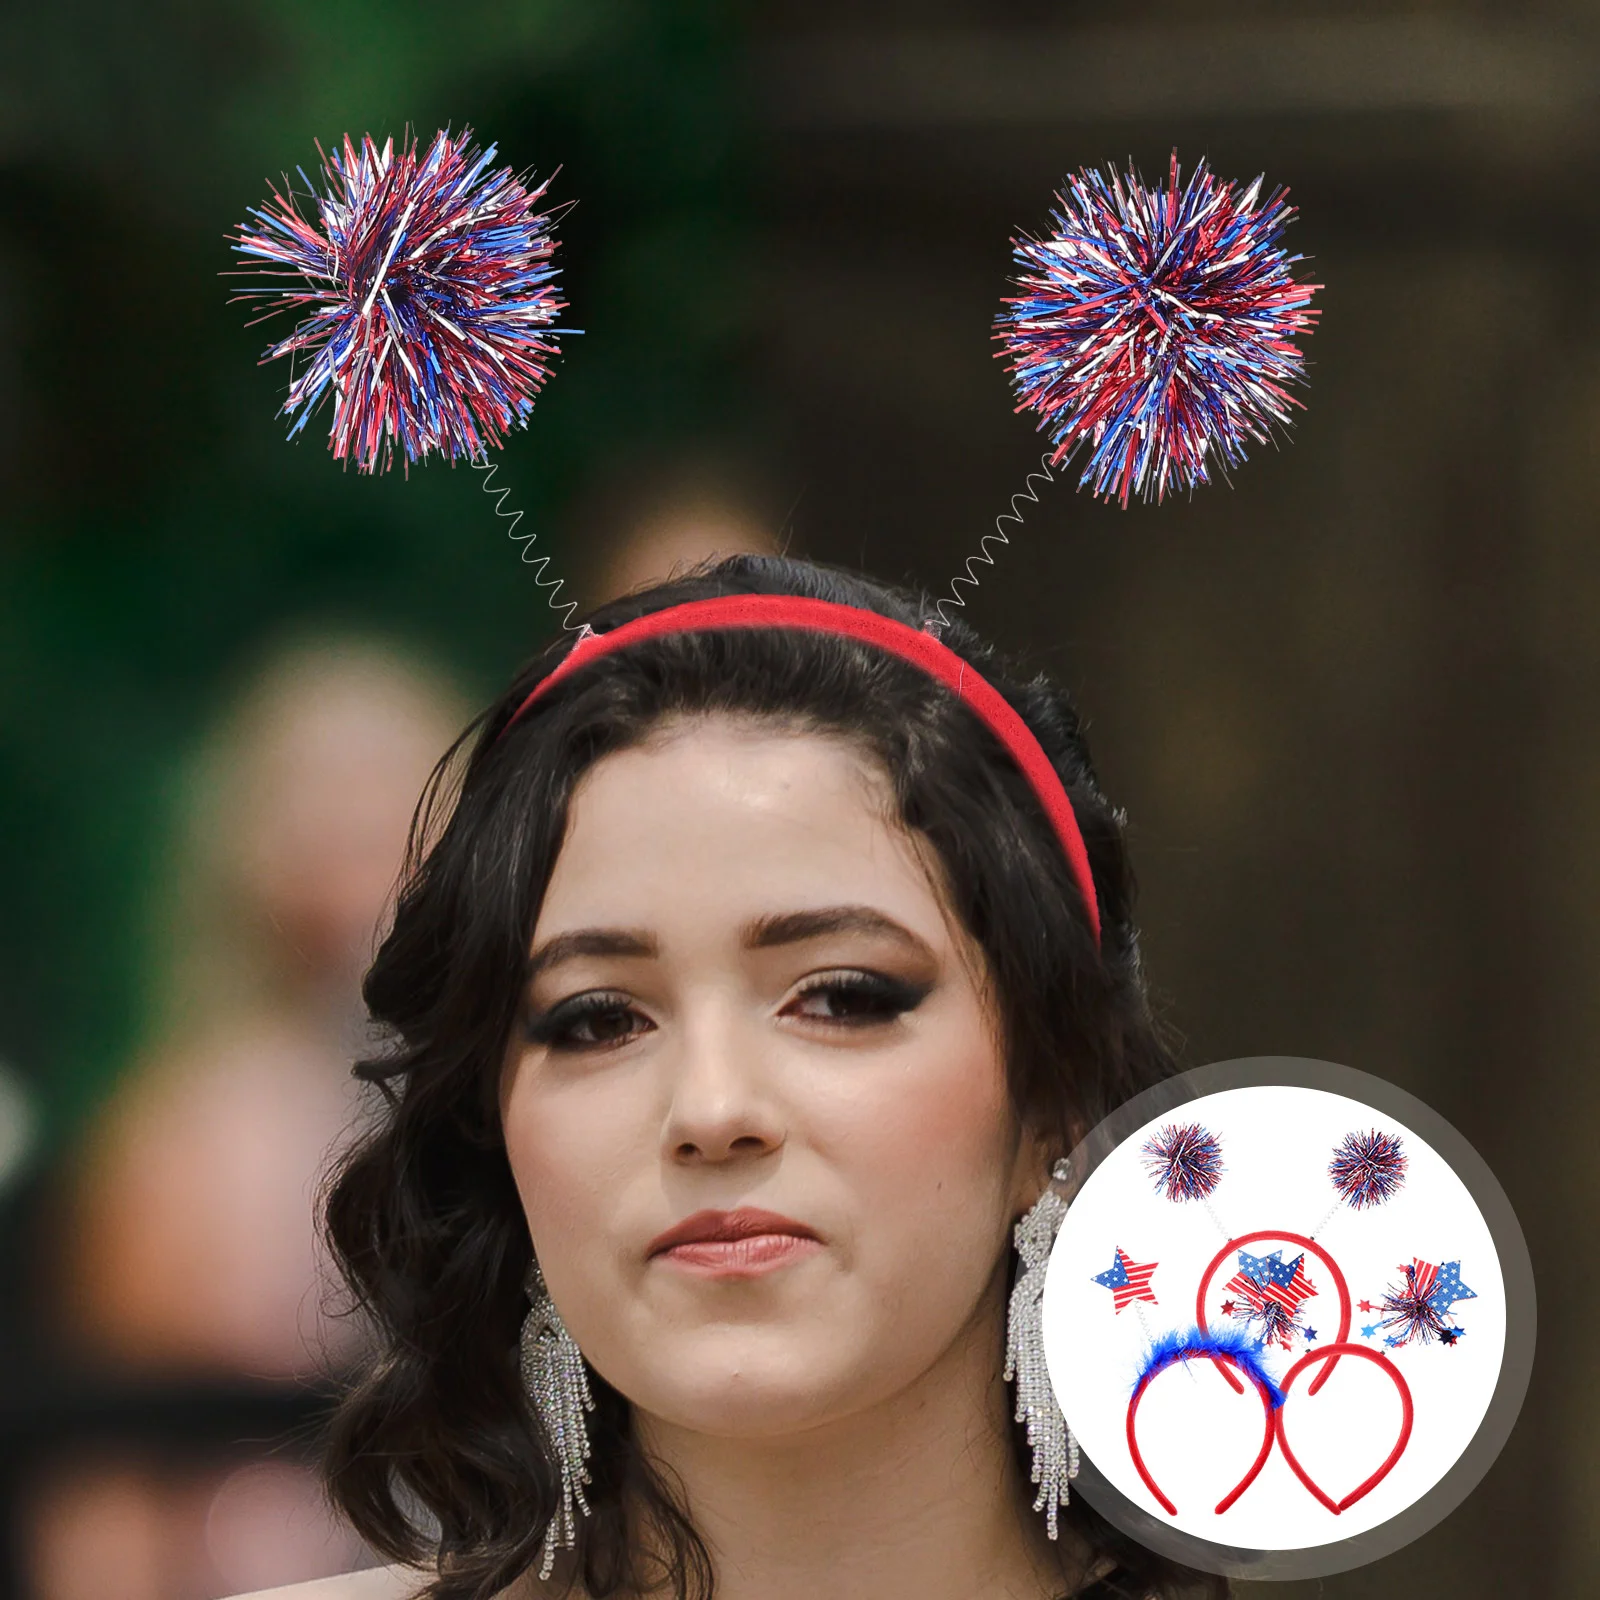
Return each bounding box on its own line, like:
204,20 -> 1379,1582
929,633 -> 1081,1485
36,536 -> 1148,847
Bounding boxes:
321,554 -> 1227,1600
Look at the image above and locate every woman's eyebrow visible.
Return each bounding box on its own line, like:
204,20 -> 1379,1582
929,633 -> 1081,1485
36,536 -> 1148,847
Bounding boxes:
742,905 -> 931,955
526,928 -> 658,980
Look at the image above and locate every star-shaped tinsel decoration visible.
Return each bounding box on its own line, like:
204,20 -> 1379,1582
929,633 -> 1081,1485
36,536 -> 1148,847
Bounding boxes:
1222,1248 -> 1318,1351
1375,1257 -> 1476,1348
1092,1247 -> 1160,1313
230,127 -> 572,472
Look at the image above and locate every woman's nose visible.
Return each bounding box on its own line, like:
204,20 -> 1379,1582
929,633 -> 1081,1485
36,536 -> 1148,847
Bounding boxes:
660,999 -> 785,1166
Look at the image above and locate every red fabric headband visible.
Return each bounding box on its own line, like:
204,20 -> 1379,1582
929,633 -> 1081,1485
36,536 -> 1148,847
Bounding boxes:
500,595 -> 1102,945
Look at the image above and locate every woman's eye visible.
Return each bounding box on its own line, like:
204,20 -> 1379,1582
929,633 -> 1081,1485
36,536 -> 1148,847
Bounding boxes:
785,971 -> 931,1026
524,992 -> 651,1052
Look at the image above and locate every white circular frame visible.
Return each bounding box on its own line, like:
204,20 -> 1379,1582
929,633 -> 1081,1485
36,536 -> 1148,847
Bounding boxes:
1040,1058 -> 1535,1580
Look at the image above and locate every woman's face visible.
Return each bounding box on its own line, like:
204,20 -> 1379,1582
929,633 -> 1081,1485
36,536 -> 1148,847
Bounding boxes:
501,717 -> 1043,1439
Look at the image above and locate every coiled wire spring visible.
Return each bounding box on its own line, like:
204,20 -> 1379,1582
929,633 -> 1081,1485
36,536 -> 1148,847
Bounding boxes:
473,458 -> 582,631
934,453 -> 1058,631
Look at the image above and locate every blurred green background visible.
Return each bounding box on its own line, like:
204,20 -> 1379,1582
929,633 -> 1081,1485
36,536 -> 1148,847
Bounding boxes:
3,2 -> 1597,1597
0,0 -> 754,1141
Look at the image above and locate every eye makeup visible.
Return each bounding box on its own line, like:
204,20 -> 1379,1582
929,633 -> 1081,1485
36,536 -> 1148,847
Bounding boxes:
522,967 -> 934,1055
783,969 -> 933,1026
523,989 -> 651,1052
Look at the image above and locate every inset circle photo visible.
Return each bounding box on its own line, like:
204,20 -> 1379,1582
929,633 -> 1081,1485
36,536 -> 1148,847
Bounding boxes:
1042,1058 -> 1534,1580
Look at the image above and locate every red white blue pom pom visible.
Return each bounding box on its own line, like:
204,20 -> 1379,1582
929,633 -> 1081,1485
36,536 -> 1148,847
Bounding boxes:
995,153 -> 1320,507
230,129 -> 569,474
1141,1121 -> 1225,1203
1329,1128 -> 1409,1210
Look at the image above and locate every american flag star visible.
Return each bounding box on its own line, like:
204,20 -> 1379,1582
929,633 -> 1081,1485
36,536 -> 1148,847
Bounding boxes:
1091,1247 -> 1159,1313
1222,1248 -> 1318,1350
1405,1258 -> 1440,1299
1375,1257 -> 1468,1348
1428,1260 -> 1477,1312
1224,1250 -> 1316,1316
1236,1248 -> 1282,1284
1263,1253 -> 1307,1290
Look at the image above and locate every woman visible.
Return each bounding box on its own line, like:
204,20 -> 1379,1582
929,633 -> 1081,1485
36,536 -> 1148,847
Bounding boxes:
32,638 -> 462,1600
236,555 -> 1226,1600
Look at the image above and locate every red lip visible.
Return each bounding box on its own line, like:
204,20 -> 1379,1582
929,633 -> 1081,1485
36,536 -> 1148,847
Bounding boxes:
647,1207 -> 819,1258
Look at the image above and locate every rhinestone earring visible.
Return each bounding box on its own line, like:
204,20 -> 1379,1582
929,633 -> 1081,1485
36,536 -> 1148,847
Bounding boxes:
1005,1158 -> 1080,1540
520,1262 -> 597,1579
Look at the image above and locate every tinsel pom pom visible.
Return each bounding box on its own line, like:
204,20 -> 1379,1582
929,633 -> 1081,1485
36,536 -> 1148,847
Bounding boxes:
1141,1120 -> 1225,1202
229,128 -> 569,473
1329,1128 -> 1409,1210
995,152 -> 1320,507
1242,1296 -> 1303,1352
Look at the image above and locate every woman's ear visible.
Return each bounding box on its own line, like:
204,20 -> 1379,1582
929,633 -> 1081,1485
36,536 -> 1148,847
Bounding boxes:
1012,1125 -> 1059,1216
1013,1108 -> 1088,1215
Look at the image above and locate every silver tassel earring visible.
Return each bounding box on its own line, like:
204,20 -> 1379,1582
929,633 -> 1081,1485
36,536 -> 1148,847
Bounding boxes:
520,1263 -> 597,1580
1005,1158 -> 1080,1540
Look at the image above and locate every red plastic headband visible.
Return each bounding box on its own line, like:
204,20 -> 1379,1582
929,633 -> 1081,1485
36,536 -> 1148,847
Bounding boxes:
500,595 -> 1102,945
